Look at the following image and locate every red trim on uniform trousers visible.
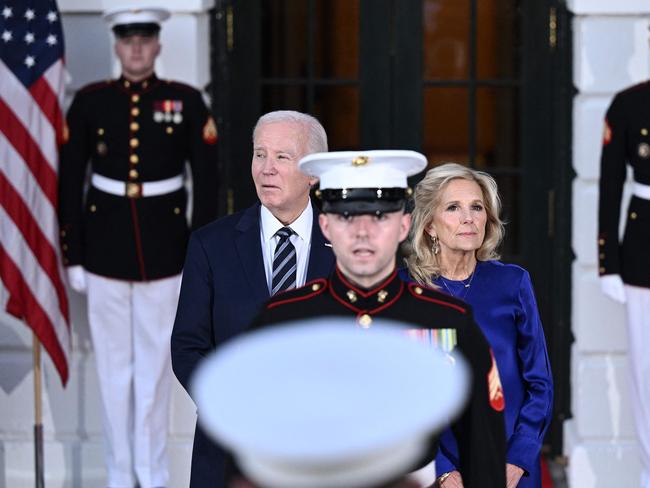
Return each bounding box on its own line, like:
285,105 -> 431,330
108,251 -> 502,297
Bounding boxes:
129,199 -> 147,280
406,282 -> 468,314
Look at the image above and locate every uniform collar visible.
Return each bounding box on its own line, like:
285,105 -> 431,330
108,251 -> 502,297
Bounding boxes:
329,267 -> 404,316
119,73 -> 159,92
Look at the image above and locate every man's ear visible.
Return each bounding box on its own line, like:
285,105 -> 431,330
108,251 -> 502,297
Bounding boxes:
319,213 -> 331,241
399,213 -> 411,242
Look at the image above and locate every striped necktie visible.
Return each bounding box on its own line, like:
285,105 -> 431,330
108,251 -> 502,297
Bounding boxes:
271,227 -> 297,295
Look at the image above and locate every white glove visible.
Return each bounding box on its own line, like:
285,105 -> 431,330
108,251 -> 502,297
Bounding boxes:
67,265 -> 87,293
600,274 -> 626,304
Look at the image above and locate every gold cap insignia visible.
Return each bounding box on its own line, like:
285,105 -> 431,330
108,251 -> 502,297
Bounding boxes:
351,155 -> 369,166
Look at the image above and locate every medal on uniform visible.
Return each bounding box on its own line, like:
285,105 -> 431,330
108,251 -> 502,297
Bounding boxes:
153,99 -> 183,124
405,328 -> 457,353
638,142 -> 650,158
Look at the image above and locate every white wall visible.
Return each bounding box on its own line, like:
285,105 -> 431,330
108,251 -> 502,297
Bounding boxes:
0,1 -> 214,486
567,1 -> 650,486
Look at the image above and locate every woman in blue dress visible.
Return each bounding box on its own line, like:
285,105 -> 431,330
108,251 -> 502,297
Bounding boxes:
401,163 -> 553,488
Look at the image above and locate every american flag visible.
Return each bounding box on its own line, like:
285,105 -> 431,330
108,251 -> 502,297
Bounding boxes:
0,0 -> 70,385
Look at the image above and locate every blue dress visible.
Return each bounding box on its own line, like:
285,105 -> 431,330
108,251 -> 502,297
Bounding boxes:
400,261 -> 553,487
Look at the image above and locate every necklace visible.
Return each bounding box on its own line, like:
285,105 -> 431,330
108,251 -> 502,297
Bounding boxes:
438,265 -> 478,301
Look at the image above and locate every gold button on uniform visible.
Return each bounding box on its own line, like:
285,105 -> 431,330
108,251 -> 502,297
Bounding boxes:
174,207 -> 181,215
124,80 -> 130,88
62,244 -> 68,251
131,94 -> 140,103
129,169 -> 139,179
130,154 -> 139,164
166,127 -> 174,134
130,138 -> 139,148
130,122 -> 139,131
630,212 -> 638,220
599,267 -> 606,273
642,128 -> 648,136
311,283 -> 321,292
377,290 -> 388,303
131,107 -> 140,117
346,290 -> 357,303
598,239 -> 605,246
599,253 -> 605,259
97,128 -> 104,135
90,205 -> 96,212
358,314 -> 372,328
60,230 -> 66,237
413,286 -> 423,295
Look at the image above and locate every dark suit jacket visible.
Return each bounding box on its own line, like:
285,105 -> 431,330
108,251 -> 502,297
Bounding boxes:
171,202 -> 335,488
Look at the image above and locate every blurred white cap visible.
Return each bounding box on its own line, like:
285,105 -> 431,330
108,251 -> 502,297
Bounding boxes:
192,318 -> 469,488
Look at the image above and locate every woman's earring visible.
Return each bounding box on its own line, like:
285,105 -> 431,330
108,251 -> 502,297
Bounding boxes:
431,235 -> 440,255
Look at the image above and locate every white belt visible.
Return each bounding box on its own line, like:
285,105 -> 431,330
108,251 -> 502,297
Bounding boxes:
633,182 -> 650,200
91,173 -> 184,198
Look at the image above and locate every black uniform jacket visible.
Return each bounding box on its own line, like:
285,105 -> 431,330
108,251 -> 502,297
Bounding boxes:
251,267 -> 507,488
58,74 -> 219,281
599,81 -> 650,287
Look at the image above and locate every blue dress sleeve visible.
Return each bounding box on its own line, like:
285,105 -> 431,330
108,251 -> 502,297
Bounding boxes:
507,270 -> 554,474
435,426 -> 459,475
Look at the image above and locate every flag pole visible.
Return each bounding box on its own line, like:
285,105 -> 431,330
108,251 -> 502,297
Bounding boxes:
33,333 -> 45,488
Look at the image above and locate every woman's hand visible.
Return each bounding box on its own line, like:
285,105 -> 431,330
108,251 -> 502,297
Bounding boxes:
506,463 -> 524,488
437,470 -> 463,488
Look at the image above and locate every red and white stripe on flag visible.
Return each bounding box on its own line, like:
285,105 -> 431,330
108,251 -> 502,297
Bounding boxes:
0,1 -> 70,385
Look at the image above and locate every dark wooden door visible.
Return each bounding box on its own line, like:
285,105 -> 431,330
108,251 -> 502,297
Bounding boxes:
210,0 -> 572,456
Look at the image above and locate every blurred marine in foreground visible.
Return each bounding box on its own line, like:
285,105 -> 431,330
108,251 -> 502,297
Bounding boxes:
192,320 -> 470,488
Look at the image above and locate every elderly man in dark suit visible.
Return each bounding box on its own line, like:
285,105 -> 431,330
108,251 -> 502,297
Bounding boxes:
171,110 -> 336,488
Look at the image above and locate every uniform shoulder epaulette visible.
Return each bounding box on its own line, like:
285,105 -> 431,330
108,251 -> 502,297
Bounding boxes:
267,279 -> 328,309
406,282 -> 468,314
77,79 -> 115,94
164,79 -> 200,93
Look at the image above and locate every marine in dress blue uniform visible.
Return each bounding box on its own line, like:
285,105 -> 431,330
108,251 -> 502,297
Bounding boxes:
57,7 -> 218,487
598,81 -> 650,488
251,151 -> 507,488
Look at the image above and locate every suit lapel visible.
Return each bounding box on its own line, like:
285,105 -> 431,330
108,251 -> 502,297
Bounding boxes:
306,207 -> 336,281
235,204 -> 270,299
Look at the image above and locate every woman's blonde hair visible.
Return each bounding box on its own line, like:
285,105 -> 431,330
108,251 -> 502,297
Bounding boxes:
403,162 -> 505,286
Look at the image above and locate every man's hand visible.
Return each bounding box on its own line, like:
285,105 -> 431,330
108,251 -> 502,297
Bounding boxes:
600,274 -> 626,304
506,463 -> 524,488
66,265 -> 87,293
